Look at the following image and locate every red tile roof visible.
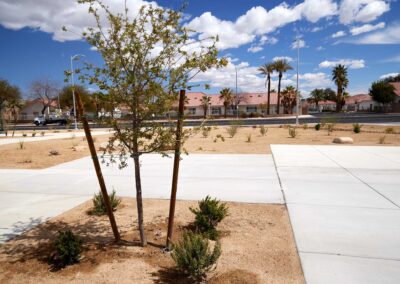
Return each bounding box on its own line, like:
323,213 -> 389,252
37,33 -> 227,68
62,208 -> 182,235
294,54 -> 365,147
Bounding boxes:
185,92 -> 279,107
345,94 -> 373,104
390,82 -> 400,97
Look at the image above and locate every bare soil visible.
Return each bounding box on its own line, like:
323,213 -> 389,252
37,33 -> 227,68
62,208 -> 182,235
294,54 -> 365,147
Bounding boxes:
0,198 -> 304,283
0,124 -> 399,169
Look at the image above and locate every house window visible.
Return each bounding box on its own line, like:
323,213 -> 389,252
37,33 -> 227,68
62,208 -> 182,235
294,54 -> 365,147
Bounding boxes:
211,107 -> 221,115
187,108 -> 196,115
246,106 -> 257,113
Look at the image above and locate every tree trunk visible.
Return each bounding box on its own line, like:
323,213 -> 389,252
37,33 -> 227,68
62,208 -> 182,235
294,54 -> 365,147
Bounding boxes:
336,87 -> 342,112
277,74 -> 282,115
267,75 -> 271,115
133,154 -> 147,247
0,104 -> 3,133
224,104 -> 227,118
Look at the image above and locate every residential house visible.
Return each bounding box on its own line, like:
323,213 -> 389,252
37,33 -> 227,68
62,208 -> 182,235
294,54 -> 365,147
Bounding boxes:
19,98 -> 59,122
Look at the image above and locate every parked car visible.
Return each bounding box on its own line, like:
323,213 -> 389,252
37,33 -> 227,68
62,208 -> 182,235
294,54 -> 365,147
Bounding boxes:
33,115 -> 68,126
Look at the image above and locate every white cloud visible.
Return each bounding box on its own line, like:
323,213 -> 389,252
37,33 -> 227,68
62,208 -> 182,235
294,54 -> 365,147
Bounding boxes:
331,30 -> 346,38
380,73 -> 399,79
311,26 -> 322,32
291,39 -> 306,49
273,56 -> 293,62
0,0 -> 158,42
295,72 -> 332,89
350,22 -> 385,35
349,23 -> 400,44
319,59 -> 366,69
316,46 -> 325,51
260,35 -> 278,45
247,45 -> 263,53
339,0 -> 390,24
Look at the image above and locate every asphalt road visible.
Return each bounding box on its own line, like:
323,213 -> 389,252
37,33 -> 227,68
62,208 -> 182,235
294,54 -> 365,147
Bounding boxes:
6,112 -> 400,131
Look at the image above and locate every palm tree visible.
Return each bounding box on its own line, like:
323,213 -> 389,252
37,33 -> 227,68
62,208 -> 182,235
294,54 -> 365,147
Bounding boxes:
219,88 -> 234,118
332,64 -> 349,112
281,85 -> 296,114
258,62 -> 275,115
200,95 -> 211,118
273,59 -> 293,114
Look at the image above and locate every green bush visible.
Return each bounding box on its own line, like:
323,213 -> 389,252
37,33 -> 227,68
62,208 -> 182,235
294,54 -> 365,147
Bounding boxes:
288,127 -> 297,138
54,230 -> 82,266
171,231 -> 221,281
385,127 -> 394,134
190,196 -> 228,240
246,134 -> 252,143
315,123 -> 321,131
259,125 -> 268,136
326,123 -> 335,135
92,189 -> 121,215
226,124 -> 239,138
353,123 -> 362,133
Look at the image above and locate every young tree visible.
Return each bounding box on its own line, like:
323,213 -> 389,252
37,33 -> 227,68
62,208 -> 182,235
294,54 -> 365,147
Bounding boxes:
332,64 -> 348,112
0,79 -> 21,133
219,88 -> 234,118
370,81 -> 395,111
73,0 -> 226,246
281,86 -> 296,114
200,95 -> 211,118
273,59 -> 293,114
258,62 -> 274,115
30,79 -> 59,115
323,88 -> 336,101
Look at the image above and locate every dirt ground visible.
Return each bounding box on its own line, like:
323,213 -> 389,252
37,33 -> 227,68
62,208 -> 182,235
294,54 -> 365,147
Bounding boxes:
0,124 -> 399,169
0,198 -> 304,283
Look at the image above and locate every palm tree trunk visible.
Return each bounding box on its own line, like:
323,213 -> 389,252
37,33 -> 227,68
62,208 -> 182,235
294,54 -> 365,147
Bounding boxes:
336,87 -> 342,112
277,74 -> 282,115
267,75 -> 271,115
224,104 -> 227,118
133,154 -> 147,246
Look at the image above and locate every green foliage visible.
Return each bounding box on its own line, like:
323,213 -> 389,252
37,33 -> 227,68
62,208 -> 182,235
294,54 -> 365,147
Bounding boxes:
92,189 -> 121,215
326,123 -> 335,135
18,140 -> 24,150
215,134 -> 225,142
385,127 -> 395,134
54,230 -> 82,266
226,121 -> 242,138
315,123 -> 321,131
40,131 -> 45,136
202,126 -> 211,138
31,131 -> 36,137
259,125 -> 268,136
171,231 -> 221,281
369,81 -> 396,105
332,64 -> 349,111
49,150 -> 60,156
288,127 -> 297,138
190,196 -> 228,240
353,123 -> 362,134
22,133 -> 27,137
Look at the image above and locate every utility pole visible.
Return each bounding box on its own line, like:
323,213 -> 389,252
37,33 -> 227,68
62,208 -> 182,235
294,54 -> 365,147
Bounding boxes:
235,65 -> 238,119
295,35 -> 300,125
70,54 -> 85,130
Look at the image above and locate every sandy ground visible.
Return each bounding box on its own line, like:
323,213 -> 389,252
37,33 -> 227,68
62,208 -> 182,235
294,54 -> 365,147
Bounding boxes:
0,124 -> 399,169
0,198 -> 304,283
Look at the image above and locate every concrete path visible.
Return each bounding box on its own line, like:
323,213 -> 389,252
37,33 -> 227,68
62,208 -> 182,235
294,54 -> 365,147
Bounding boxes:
0,130 -> 110,146
0,154 -> 282,242
271,145 -> 400,284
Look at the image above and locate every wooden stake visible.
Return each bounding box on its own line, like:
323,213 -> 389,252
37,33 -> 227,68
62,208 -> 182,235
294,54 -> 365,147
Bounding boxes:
75,92 -> 121,242
166,89 -> 185,250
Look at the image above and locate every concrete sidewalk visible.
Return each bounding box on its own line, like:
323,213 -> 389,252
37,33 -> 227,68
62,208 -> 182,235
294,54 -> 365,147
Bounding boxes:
272,145 -> 400,284
0,154 -> 282,243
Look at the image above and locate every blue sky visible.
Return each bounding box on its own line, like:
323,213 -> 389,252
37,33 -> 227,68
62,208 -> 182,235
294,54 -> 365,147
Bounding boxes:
0,0 -> 399,97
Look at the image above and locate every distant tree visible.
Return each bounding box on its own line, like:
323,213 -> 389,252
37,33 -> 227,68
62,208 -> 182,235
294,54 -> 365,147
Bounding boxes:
273,59 -> 293,114
281,85 -> 296,114
309,89 -> 325,107
200,95 -> 211,118
59,85 -> 96,116
323,88 -> 336,101
369,81 -> 395,111
332,64 -> 348,112
0,79 -> 21,133
73,0 -> 226,247
258,62 -> 275,115
30,79 -> 59,115
381,73 -> 400,83
219,88 -> 234,118
92,91 -> 116,119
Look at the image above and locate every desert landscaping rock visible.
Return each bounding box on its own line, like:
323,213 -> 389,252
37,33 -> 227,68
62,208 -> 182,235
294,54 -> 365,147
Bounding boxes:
72,145 -> 87,152
332,137 -> 354,144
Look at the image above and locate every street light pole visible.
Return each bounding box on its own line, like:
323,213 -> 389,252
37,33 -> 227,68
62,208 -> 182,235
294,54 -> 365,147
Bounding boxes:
70,54 -> 85,130
235,65 -> 238,119
295,35 -> 300,126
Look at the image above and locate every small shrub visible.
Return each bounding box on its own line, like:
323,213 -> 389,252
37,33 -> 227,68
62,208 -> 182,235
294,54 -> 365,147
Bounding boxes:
289,127 -> 297,138
22,159 -> 32,163
201,126 -> 211,138
385,127 -> 395,134
352,123 -> 362,133
171,231 -> 221,282
190,196 -> 228,240
259,125 -> 268,136
31,131 -> 36,137
326,123 -> 335,135
213,138 -> 217,143
197,147 -> 203,151
92,189 -> 121,215
22,133 -> 27,137
315,123 -> 321,131
40,131 -> 45,136
252,125 -> 257,129
18,140 -> 24,150
49,150 -> 60,156
379,136 -> 386,144
215,134 -> 225,142
246,134 -> 252,143
54,230 -> 82,266
302,123 -> 308,130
